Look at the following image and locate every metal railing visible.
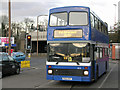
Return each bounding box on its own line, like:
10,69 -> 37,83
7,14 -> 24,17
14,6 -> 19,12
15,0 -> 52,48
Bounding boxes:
30,31 -> 47,41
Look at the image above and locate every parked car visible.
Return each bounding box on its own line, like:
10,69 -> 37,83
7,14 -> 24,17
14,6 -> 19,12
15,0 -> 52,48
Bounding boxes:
0,52 -> 20,77
11,52 -> 26,63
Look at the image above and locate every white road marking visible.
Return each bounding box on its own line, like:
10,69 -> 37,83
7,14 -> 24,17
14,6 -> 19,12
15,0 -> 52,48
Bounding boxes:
98,63 -> 117,88
35,80 -> 54,88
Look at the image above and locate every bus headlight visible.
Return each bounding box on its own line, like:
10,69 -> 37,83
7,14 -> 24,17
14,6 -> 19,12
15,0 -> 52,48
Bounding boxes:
84,71 -> 89,76
48,70 -> 53,74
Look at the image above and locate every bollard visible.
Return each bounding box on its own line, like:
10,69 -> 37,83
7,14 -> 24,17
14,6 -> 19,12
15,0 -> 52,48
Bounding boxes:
28,53 -> 31,58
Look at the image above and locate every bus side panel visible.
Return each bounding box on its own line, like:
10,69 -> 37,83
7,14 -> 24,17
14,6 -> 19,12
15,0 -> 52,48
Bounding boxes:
98,61 -> 105,76
91,28 -> 109,44
96,57 -> 109,77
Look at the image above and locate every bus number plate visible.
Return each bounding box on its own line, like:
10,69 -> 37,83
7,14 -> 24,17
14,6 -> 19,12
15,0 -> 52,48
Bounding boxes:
62,78 -> 72,80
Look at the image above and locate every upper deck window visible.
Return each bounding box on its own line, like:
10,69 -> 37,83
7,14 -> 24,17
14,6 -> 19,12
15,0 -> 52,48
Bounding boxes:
49,12 -> 67,26
69,12 -> 88,26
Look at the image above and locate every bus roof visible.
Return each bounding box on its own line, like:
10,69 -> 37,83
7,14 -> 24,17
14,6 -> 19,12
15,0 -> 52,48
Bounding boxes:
50,6 -> 90,12
50,6 -> 89,10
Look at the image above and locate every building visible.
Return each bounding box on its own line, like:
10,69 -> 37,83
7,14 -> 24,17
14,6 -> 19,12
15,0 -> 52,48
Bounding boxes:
29,30 -> 47,53
109,1 -> 120,43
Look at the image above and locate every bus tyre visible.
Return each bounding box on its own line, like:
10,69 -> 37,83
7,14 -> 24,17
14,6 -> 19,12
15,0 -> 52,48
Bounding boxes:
105,62 -> 107,73
15,68 -> 20,74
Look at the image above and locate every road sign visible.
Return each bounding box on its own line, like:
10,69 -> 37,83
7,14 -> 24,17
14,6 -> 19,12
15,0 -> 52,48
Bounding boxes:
0,37 -> 14,47
5,44 -> 16,47
21,61 -> 30,68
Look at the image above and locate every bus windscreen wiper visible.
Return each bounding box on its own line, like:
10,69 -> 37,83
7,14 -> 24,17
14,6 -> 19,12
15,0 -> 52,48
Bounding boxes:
76,62 -> 79,65
56,62 -> 59,64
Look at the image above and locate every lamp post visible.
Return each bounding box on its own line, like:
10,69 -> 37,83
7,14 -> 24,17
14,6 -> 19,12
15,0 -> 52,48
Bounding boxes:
8,0 -> 11,56
113,4 -> 117,24
37,15 -> 47,56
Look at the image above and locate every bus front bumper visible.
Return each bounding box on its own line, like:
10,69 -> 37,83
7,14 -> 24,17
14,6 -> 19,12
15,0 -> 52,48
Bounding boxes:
47,75 -> 91,82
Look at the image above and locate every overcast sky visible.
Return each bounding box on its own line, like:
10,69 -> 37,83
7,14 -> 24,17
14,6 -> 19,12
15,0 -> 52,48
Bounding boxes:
0,0 -> 120,28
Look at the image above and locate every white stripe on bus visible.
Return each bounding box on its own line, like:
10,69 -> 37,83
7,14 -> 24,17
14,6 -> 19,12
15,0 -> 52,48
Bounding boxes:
46,61 -> 91,66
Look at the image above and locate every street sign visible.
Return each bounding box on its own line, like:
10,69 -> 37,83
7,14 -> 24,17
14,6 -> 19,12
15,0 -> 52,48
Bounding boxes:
0,37 -> 14,47
5,44 -> 16,46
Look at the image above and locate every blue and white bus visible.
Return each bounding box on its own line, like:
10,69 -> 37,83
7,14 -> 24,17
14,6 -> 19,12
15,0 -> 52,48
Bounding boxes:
46,6 -> 109,82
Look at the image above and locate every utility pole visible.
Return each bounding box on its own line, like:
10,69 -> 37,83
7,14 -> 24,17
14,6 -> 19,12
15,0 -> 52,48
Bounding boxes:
37,16 -> 39,56
113,4 -> 117,24
6,29 -> 7,53
8,0 -> 11,56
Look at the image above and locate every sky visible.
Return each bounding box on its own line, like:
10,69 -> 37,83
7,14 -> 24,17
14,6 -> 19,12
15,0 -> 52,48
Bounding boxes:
0,0 -> 120,29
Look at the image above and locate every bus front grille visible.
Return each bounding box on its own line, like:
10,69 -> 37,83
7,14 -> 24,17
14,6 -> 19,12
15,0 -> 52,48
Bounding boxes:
53,69 -> 84,76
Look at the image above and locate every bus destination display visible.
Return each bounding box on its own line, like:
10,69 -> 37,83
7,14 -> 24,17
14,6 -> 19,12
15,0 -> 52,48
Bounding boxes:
54,30 -> 82,38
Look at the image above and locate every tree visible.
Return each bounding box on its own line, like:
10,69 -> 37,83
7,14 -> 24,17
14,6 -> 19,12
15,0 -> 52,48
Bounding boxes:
24,18 -> 35,32
0,15 -> 8,37
39,16 -> 48,31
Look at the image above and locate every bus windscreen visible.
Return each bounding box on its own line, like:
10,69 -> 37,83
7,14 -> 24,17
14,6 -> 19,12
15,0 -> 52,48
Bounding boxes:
69,12 -> 88,26
48,43 -> 90,63
49,12 -> 88,26
49,12 -> 67,26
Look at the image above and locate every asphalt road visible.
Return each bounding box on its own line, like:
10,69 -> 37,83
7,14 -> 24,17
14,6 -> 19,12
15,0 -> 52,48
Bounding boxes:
1,55 -> 119,89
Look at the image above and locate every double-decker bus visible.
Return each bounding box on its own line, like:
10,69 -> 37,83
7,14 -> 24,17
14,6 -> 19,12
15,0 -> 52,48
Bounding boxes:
46,6 -> 109,82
